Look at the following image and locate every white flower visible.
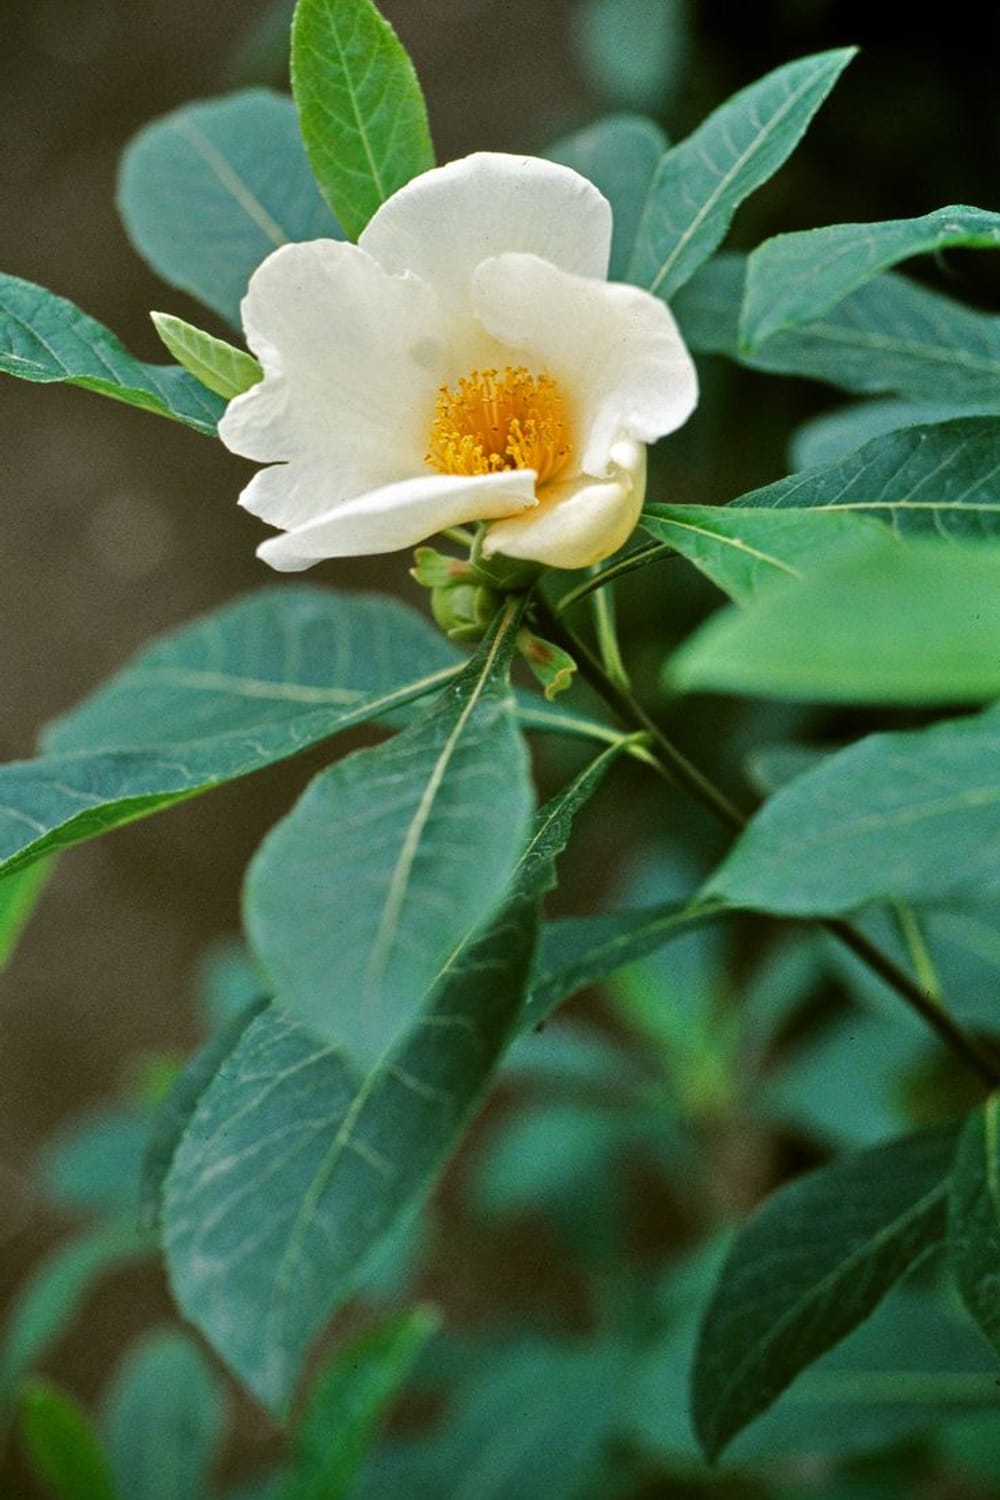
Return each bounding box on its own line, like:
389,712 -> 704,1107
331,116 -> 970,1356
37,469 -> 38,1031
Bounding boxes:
219,152 -> 698,572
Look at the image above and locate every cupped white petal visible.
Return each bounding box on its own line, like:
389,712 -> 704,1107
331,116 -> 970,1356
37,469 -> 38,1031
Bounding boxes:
473,253 -> 698,478
219,240 -> 449,529
256,470 -> 537,572
481,439 -> 647,570
359,154 -> 613,323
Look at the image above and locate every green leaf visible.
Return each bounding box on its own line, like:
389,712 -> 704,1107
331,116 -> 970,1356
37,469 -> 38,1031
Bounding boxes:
522,899 -> 723,1031
668,533 -> 1000,703
691,1124 -> 960,1460
0,1220 -> 147,1413
744,206 -> 1000,349
0,589 -> 457,881
0,856 -> 53,970
284,1309 -> 437,1500
139,998 -> 269,1233
18,1381 -> 120,1500
737,415 -> 1000,538
629,49 -> 854,300
789,398 -> 996,470
164,902 -> 537,1415
0,272 -> 223,433
704,705 -> 1000,916
574,0 -> 689,112
676,253 -> 1000,407
118,90 -> 339,329
245,601 -> 533,1064
102,1332 -> 227,1500
642,503 -> 886,604
151,312 -> 262,399
549,114 -> 667,282
949,1097 -> 1000,1358
291,0 -> 435,242
162,751 -> 612,1412
39,1109 -> 146,1217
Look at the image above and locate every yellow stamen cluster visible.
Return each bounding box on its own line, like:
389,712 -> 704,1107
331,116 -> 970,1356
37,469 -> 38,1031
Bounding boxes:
426,366 -> 572,488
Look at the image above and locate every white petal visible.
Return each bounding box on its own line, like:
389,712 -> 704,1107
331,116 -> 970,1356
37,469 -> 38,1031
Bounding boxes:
481,440 -> 647,570
359,154 -> 613,323
256,470 -> 537,572
473,253 -> 698,477
219,240 -> 448,529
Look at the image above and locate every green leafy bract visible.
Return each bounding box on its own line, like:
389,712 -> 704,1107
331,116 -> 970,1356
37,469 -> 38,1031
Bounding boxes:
692,1124 -> 960,1460
743,206 -> 1000,349
244,601 -> 534,1064
291,0 -> 434,241
628,49 -> 854,300
736,415 -> 1000,538
949,1097 -> 1000,1358
668,533 -> 1000,703
118,90 -> 339,329
151,312 -> 262,399
675,254 -> 1000,407
548,114 -> 667,281
0,589 -> 457,883
162,751 -> 618,1412
642,504 -> 885,604
703,705 -> 1000,916
102,1332 -> 227,1500
0,273 -> 223,433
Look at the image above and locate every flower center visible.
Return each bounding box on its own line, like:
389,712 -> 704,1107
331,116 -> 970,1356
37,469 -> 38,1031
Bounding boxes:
426,366 -> 572,488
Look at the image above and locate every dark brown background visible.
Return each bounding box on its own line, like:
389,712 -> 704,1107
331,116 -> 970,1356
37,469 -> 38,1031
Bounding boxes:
2,0 -> 998,1492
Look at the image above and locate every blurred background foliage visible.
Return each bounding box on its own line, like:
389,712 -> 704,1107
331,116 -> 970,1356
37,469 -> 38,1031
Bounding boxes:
3,0 -> 1000,1494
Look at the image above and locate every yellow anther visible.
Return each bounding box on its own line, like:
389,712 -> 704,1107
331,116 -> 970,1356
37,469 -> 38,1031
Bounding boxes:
426,366 -> 572,488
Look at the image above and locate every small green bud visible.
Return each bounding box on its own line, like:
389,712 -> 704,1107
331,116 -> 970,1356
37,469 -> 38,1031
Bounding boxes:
431,583 -> 501,642
410,547 -> 476,589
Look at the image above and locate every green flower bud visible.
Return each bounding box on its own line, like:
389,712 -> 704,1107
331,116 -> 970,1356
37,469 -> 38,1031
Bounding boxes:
430,583 -> 501,642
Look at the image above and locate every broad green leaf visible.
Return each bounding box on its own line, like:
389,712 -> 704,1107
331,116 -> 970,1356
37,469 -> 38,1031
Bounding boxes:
949,1098 -> 1000,1357
284,1310 -> 437,1500
38,1108 -> 146,1216
675,253 -> 1000,407
291,0 -> 434,241
548,114 -> 667,281
118,90 -> 338,329
162,752 -> 611,1411
351,1333 -> 633,1500
692,1124 -> 959,1460
704,705 -> 1000,916
574,0 -> 689,112
629,50 -> 854,300
19,1382 -> 120,1500
789,399 -> 996,471
744,206 -> 1000,349
522,899 -> 723,1031
642,503 -> 885,604
0,273 -> 222,433
164,901 -> 537,1414
728,1288 -> 1000,1462
0,589 -> 457,881
102,1332 -> 226,1500
738,416 -> 1000,538
0,856 -> 52,970
0,1220 -> 146,1411
668,533 -> 1000,703
245,601 -> 533,1063
151,312 -> 262,399
140,998 -> 269,1233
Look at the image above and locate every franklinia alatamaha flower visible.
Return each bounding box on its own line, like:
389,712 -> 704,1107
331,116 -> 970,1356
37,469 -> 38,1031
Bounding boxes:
219,153 -> 698,572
